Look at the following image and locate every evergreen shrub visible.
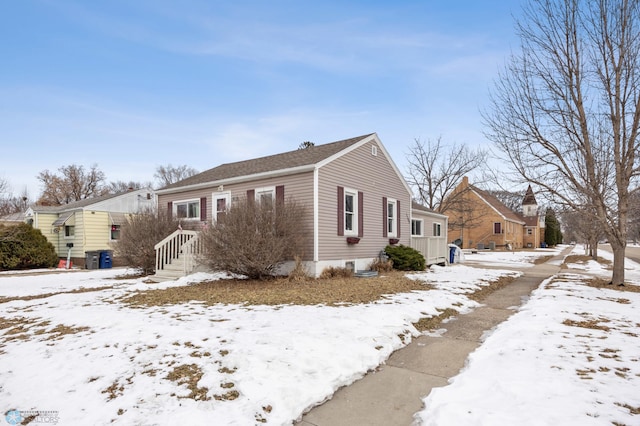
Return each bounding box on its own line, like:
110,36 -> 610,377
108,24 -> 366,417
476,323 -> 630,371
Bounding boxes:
384,244 -> 426,271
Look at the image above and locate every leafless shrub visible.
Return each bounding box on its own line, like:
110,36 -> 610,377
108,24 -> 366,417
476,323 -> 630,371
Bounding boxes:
319,266 -> 354,279
112,208 -> 180,274
368,258 -> 394,273
288,256 -> 310,283
198,197 -> 307,280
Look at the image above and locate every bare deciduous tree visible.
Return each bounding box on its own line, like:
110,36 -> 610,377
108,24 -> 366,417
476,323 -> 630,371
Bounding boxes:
484,0 -> 640,285
154,164 -> 198,188
562,208 -> 606,258
37,164 -> 107,205
106,180 -> 152,194
0,183 -> 31,216
0,177 -> 9,196
405,137 -> 487,212
198,197 -> 308,279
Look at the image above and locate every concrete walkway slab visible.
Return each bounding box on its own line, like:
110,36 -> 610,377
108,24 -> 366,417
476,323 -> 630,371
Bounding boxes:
443,307 -> 513,341
299,365 -> 448,426
297,248 -> 572,426
387,336 -> 479,377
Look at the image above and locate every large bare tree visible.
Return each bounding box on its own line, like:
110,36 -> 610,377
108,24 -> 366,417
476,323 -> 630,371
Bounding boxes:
405,137 -> 487,211
484,0 -> 640,285
37,164 -> 107,206
154,164 -> 198,188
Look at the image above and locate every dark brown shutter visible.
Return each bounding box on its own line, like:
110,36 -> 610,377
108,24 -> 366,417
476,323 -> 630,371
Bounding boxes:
382,197 -> 388,237
276,185 -> 285,204
200,197 -> 207,221
167,201 -> 173,218
397,200 -> 401,238
358,191 -> 364,238
337,186 -> 344,236
247,189 -> 255,207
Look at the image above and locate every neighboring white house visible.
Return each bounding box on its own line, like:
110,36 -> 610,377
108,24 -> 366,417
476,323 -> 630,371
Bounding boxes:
25,188 -> 156,267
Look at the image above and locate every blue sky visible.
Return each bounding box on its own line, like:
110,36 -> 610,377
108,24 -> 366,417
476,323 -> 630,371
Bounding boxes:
0,0 -> 524,198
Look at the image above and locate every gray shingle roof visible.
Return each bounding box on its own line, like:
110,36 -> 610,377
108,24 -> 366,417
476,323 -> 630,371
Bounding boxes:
160,134 -> 374,190
31,191 -> 135,213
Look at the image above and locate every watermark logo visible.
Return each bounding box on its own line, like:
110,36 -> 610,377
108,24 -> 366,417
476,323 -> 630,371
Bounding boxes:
4,410 -> 59,425
5,411 -> 22,425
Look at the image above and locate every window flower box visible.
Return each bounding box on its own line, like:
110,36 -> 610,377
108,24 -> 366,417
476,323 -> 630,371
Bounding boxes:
346,237 -> 360,245
388,238 -> 400,245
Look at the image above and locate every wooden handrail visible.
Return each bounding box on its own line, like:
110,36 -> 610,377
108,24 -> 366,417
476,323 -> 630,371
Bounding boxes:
154,229 -> 198,273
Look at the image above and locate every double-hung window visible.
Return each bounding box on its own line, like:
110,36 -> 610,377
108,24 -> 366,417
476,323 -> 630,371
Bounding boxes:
387,198 -> 397,237
344,190 -> 357,234
494,222 -> 502,234
64,225 -> 75,238
411,219 -> 423,237
433,222 -> 441,237
255,187 -> 275,208
175,199 -> 200,220
110,225 -> 121,240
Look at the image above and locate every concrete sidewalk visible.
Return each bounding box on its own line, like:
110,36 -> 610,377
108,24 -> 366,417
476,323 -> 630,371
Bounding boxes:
297,249 -> 570,426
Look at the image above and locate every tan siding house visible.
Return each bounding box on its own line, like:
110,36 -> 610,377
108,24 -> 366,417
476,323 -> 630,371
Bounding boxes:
155,133 -> 449,278
25,188 -> 156,267
442,177 -> 543,250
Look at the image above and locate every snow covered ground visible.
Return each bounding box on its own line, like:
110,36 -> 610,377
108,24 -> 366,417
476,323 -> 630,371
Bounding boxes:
416,245 -> 640,426
1,245 -> 637,425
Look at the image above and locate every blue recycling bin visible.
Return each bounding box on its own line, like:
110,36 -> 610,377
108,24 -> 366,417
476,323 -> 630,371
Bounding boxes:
99,250 -> 113,269
449,245 -> 456,264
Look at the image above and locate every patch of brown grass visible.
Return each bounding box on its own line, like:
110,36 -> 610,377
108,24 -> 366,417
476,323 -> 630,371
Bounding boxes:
165,364 -> 211,401
467,275 -> 518,302
0,286 -> 116,304
0,316 -> 91,347
616,403 -> 640,415
562,318 -> 611,331
584,277 -> 640,293
413,308 -> 459,331
122,271 -> 434,307
562,255 -> 612,269
533,255 -> 554,265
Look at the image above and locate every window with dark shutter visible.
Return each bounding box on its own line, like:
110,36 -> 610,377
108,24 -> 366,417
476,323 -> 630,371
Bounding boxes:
167,201 -> 173,218
358,191 -> 364,238
382,196 -> 388,237
337,186 -> 344,236
397,200 -> 401,238
200,197 -> 207,222
247,189 -> 255,207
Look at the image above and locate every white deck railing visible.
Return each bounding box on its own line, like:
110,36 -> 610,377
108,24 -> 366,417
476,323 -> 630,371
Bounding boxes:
411,236 -> 448,265
154,229 -> 202,275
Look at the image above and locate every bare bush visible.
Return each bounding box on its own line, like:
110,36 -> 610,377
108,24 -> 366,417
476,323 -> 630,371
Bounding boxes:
112,209 -> 180,274
198,197 -> 308,280
368,258 -> 394,273
288,256 -> 310,283
319,266 -> 354,279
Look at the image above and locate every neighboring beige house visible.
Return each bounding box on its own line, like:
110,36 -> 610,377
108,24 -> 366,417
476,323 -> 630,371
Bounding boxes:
154,133 -> 448,279
443,176 -> 544,250
25,188 -> 155,267
0,212 -> 25,226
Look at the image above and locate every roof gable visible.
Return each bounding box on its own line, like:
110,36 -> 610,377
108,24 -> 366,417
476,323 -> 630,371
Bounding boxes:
471,185 -> 525,224
159,134 -> 374,191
